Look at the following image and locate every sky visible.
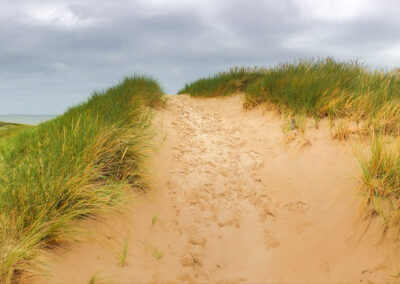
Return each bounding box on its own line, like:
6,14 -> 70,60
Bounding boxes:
1,0 -> 400,114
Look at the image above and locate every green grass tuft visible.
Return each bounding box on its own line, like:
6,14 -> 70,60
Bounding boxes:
88,272 -> 111,284
151,214 -> 159,225
358,136 -> 400,231
118,231 -> 130,267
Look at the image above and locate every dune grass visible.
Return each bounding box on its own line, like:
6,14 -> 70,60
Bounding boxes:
179,57 -> 400,234
0,122 -> 31,140
179,58 -> 400,135
358,135 -> 400,233
179,66 -> 265,98
0,75 -> 163,283
118,231 -> 130,267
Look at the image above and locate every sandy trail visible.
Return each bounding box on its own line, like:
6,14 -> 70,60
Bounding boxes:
33,95 -> 400,283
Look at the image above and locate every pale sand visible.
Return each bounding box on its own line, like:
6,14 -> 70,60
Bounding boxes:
31,94 -> 400,283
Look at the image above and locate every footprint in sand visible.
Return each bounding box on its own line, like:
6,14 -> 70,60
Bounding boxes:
240,151 -> 264,170
264,229 -> 280,249
283,201 -> 310,212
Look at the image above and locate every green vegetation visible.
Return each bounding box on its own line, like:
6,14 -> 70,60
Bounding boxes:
151,214 -> 159,225
139,240 -> 164,260
359,136 -> 400,232
151,247 -> 164,260
179,58 -> 400,235
179,58 -> 400,135
179,67 -> 264,98
118,231 -> 130,267
0,122 -> 31,140
87,272 -> 111,284
0,76 -> 163,283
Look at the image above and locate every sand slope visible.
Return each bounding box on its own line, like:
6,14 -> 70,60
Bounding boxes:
32,95 -> 400,283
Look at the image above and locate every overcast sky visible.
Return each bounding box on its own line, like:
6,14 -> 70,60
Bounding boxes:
1,0 -> 400,114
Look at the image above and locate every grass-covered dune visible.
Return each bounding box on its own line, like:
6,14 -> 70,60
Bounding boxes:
179,58 -> 400,237
179,58 -> 400,135
0,122 -> 30,140
0,76 -> 163,283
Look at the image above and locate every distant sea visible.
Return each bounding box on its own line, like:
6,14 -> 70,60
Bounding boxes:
0,115 -> 57,125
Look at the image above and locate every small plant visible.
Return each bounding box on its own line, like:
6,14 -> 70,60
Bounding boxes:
139,240 -> 165,260
331,119 -> 353,141
281,113 -> 294,134
281,114 -> 306,137
88,272 -> 111,284
118,232 -> 131,267
152,248 -> 165,260
294,114 -> 306,134
88,273 -> 99,284
151,214 -> 160,225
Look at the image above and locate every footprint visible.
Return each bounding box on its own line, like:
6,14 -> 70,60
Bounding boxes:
181,246 -> 204,267
264,229 -> 280,249
217,211 -> 240,228
240,151 -> 264,170
361,263 -> 386,275
189,237 -> 207,248
283,201 -> 310,212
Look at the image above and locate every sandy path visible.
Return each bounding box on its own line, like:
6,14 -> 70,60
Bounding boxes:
33,95 -> 400,284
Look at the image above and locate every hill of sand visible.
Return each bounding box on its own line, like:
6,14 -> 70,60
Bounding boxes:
31,94 -> 400,283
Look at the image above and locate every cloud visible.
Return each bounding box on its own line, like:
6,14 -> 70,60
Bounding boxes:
294,0 -> 373,21
22,3 -> 98,28
0,0 -> 399,114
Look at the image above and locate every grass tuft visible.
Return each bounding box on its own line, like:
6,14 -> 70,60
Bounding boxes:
139,240 -> 164,260
151,214 -> 159,225
358,136 -> 400,231
88,272 -> 111,284
118,232 -> 130,267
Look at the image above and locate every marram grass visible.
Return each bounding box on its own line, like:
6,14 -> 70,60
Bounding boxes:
358,135 -> 400,233
179,58 -> 400,135
0,75 -> 163,283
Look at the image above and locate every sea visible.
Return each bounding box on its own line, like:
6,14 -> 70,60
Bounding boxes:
0,115 -> 57,125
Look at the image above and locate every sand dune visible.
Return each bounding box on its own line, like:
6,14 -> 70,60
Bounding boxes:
32,95 -> 400,283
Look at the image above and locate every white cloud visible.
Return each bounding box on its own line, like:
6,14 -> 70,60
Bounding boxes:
294,0 -> 375,22
22,3 -> 98,28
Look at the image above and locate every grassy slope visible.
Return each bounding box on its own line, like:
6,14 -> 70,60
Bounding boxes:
180,58 -> 400,134
0,122 -> 31,140
0,76 -> 163,283
179,58 -> 400,234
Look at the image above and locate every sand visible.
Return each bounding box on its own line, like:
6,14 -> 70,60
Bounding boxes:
30,94 -> 400,283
